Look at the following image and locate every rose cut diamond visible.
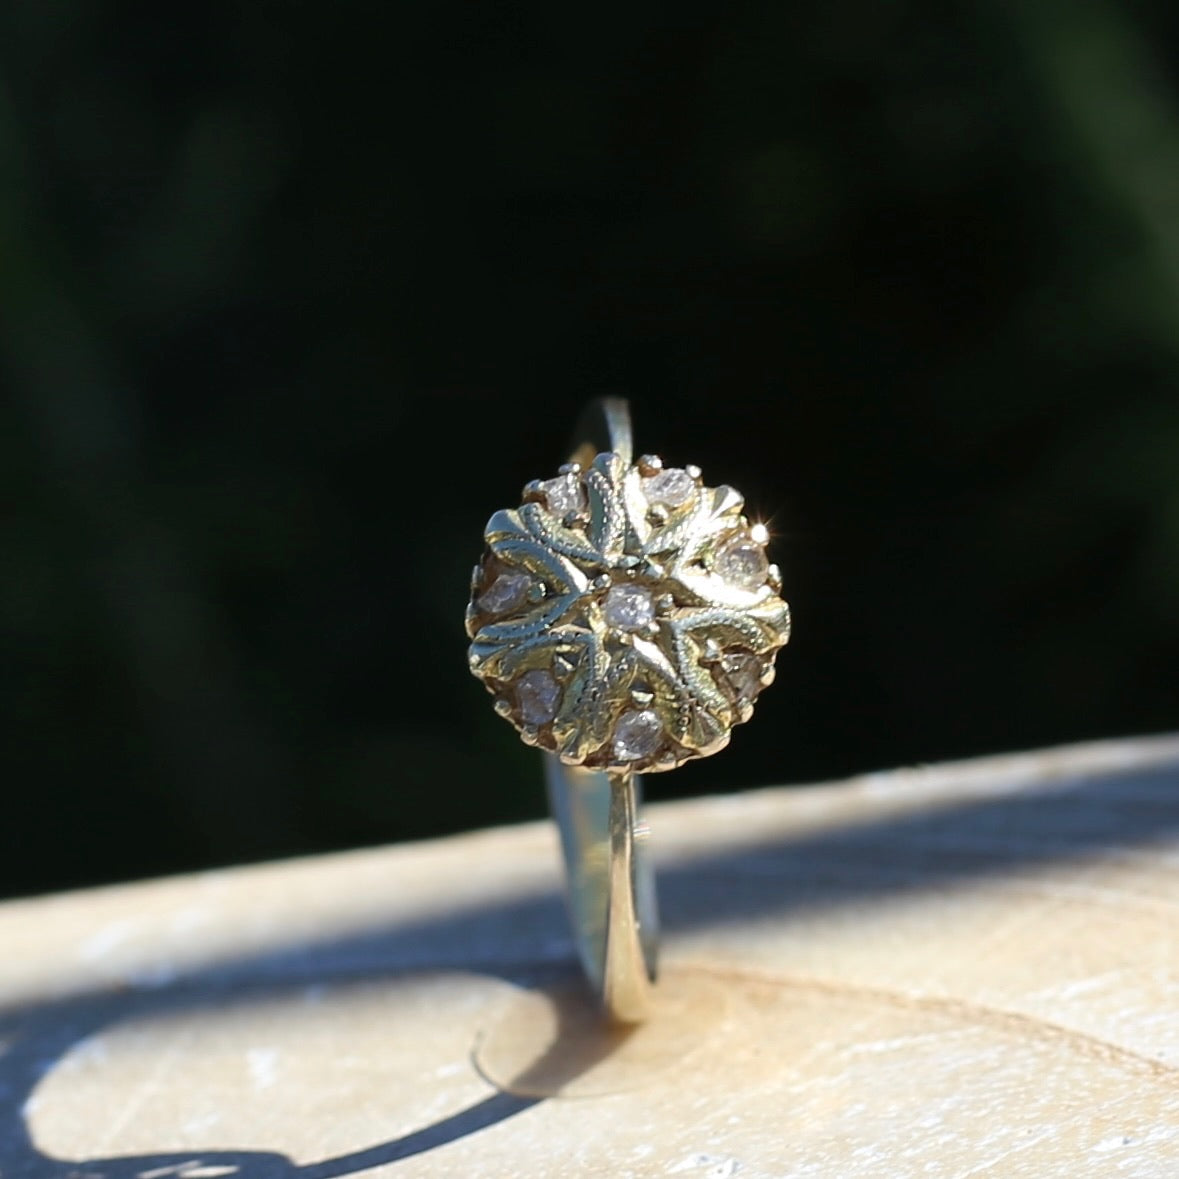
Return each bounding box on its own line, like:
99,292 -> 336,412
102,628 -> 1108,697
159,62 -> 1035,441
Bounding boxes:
716,538 -> 768,591
477,570 -> 531,615
721,652 -> 763,701
603,584 -> 655,632
541,474 -> 585,518
613,708 -> 663,762
517,668 -> 562,725
642,467 -> 697,508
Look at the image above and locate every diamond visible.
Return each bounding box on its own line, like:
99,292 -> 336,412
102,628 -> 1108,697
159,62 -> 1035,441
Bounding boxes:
603,584 -> 655,632
721,652 -> 763,701
477,571 -> 531,615
642,467 -> 697,508
517,668 -> 562,725
716,537 -> 768,590
541,474 -> 585,518
613,709 -> 663,762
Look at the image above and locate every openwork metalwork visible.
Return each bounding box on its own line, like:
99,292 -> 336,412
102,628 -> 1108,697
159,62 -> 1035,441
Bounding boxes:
466,449 -> 791,776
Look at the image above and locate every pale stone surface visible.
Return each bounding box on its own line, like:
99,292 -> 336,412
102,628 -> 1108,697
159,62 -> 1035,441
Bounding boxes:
477,570 -> 530,615
603,583 -> 655,632
719,652 -> 763,700
516,668 -> 561,726
716,537 -> 768,590
613,708 -> 663,761
642,468 -> 696,507
540,474 -> 584,518
3,734 -> 1179,1178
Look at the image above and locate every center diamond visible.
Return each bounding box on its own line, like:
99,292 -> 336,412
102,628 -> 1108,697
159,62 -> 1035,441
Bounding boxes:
603,583 -> 656,633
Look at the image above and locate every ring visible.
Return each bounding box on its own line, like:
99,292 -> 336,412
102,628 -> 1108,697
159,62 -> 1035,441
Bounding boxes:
466,397 -> 791,1021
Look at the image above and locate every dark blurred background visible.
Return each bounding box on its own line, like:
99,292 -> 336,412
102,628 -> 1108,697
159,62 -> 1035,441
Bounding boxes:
3,2 -> 1178,900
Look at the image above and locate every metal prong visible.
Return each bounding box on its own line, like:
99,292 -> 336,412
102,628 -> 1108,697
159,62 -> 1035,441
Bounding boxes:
712,485 -> 744,515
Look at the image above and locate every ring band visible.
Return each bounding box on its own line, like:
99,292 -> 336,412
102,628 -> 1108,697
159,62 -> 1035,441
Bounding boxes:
466,397 -> 790,1021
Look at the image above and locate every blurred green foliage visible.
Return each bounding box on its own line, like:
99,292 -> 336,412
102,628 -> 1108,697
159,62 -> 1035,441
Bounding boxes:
2,1 -> 1177,898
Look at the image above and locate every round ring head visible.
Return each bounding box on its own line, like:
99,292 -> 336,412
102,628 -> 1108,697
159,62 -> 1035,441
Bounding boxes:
467,451 -> 790,774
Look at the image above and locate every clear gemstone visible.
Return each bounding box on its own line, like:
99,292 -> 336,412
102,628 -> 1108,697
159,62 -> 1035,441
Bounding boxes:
613,709 -> 663,762
477,570 -> 531,614
721,653 -> 763,701
541,474 -> 585,518
642,467 -> 696,507
517,668 -> 562,725
603,584 -> 655,632
717,538 -> 769,590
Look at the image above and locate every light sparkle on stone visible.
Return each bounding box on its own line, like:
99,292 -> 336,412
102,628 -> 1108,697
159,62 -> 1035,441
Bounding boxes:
477,571 -> 531,615
516,668 -> 562,725
613,709 -> 663,762
642,467 -> 697,507
603,584 -> 656,632
541,474 -> 585,518
716,537 -> 769,590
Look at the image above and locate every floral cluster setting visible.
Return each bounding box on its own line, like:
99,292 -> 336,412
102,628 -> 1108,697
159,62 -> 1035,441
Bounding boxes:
466,450 -> 791,775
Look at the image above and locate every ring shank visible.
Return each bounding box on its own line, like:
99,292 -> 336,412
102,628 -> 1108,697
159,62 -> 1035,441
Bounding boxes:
544,396 -> 656,1022
544,761 -> 658,1021
568,396 -> 634,470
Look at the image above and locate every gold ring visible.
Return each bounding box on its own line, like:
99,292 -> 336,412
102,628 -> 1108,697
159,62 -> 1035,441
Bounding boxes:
466,397 -> 790,1021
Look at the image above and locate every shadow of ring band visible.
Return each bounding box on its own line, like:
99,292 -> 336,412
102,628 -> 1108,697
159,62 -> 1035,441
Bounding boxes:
465,397 -> 790,1021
